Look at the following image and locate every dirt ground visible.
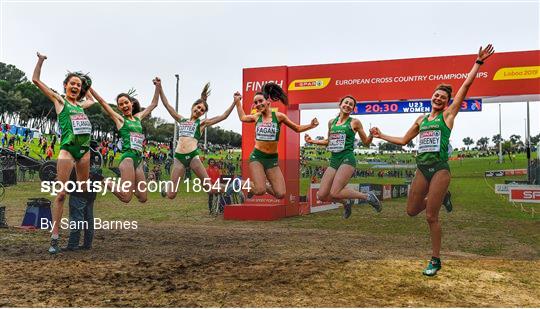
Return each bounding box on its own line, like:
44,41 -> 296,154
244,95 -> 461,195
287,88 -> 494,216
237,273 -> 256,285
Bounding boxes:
1,222 -> 538,307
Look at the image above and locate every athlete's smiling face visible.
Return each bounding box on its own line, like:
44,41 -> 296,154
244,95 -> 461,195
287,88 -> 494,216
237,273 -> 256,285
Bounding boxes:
431,90 -> 449,111
191,102 -> 207,118
253,94 -> 269,112
117,95 -> 133,116
64,76 -> 82,101
339,97 -> 355,114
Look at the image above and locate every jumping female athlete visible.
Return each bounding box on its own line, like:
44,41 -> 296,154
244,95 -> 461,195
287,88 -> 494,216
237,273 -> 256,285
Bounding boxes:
235,82 -> 318,199
32,52 -> 95,254
371,44 -> 495,276
88,78 -> 160,203
305,95 -> 382,218
160,83 -> 238,198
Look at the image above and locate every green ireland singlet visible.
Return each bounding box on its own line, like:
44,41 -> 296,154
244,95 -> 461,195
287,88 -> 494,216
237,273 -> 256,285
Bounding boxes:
174,118 -> 202,167
119,116 -> 144,153
255,111 -> 280,142
416,113 -> 452,166
328,117 -> 355,153
119,116 -> 144,168
177,118 -> 202,140
328,117 -> 356,169
59,99 -> 91,147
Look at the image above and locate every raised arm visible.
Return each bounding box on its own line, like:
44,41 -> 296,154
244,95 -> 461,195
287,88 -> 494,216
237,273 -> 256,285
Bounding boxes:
202,91 -> 240,129
159,83 -> 184,122
135,77 -> 160,120
352,118 -> 373,146
79,91 -> 97,109
445,44 -> 495,119
372,115 -> 423,146
278,112 -> 318,133
304,119 -> 331,146
89,87 -> 123,128
234,99 -> 258,123
31,52 -> 63,112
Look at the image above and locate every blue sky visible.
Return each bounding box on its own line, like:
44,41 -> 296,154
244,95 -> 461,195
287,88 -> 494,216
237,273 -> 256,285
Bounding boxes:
1,1 -> 539,147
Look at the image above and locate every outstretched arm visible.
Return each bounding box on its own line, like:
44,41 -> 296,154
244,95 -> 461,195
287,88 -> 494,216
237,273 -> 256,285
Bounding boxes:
352,119 -> 373,146
304,119 -> 331,146
372,115 -> 423,146
31,52 -> 63,112
160,83 -> 184,122
89,87 -> 123,128
278,113 -> 318,133
135,77 -> 160,120
234,100 -> 258,123
202,91 -> 241,128
446,44 -> 495,118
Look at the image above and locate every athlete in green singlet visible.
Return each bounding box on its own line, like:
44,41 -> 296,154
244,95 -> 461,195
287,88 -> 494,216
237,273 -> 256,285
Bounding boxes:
89,78 -> 160,203
160,83 -> 238,199
371,45 -> 495,276
305,96 -> 382,219
234,83 -> 318,199
32,52 -> 96,254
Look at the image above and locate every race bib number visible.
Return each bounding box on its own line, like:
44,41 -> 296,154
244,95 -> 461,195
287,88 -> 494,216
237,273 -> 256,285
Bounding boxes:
178,121 -> 197,137
418,130 -> 441,153
327,133 -> 346,152
70,113 -> 92,135
256,122 -> 278,141
130,132 -> 144,151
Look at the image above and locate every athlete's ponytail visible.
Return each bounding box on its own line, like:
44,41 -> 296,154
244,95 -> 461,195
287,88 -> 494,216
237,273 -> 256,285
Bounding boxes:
192,82 -> 211,112
262,82 -> 288,105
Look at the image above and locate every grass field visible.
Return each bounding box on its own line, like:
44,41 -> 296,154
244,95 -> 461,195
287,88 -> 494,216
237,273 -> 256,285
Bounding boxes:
0,149 -> 538,306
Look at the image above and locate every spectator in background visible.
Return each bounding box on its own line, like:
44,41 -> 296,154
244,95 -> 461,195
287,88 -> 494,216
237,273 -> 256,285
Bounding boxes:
41,139 -> 48,154
46,145 -> 53,160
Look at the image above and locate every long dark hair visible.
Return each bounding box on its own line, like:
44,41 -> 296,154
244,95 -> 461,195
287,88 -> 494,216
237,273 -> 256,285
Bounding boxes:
116,93 -> 141,115
262,82 -> 288,105
192,82 -> 211,112
63,71 -> 92,101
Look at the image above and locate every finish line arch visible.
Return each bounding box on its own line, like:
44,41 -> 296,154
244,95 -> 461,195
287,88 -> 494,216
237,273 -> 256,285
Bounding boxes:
224,50 -> 540,221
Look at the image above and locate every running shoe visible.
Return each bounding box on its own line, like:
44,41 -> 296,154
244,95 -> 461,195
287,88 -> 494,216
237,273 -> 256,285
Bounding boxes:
422,258 -> 442,276
342,199 -> 353,219
48,238 -> 60,254
443,191 -> 453,213
366,192 -> 382,212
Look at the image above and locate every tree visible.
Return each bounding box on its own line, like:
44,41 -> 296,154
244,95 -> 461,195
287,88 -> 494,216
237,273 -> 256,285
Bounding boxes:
509,134 -> 524,152
378,142 -> 403,152
492,134 -> 502,147
531,133 -> 540,146
406,140 -> 415,150
476,137 -> 489,151
502,140 -> 513,162
463,137 -> 474,150
0,63 -> 27,86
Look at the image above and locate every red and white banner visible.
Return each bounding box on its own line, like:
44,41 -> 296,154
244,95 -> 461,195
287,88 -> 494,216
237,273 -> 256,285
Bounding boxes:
308,183 -> 339,213
509,185 -> 540,203
286,51 -> 539,104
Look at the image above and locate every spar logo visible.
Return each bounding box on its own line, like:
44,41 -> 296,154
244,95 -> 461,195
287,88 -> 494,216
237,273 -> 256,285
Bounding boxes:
509,185 -> 540,203
288,78 -> 331,91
